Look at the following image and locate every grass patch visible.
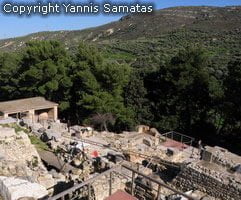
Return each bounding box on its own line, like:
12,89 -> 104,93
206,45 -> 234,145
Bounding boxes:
1,123 -> 50,151
29,135 -> 50,151
1,123 -> 29,133
11,123 -> 29,133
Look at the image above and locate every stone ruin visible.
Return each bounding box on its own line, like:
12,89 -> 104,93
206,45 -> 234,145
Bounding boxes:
0,177 -> 48,200
173,146 -> 241,200
0,125 -> 54,200
0,120 -> 241,200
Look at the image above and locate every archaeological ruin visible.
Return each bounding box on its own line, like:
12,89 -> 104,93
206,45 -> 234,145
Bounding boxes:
0,97 -> 240,200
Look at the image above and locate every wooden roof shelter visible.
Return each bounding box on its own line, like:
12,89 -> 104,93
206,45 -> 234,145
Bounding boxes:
0,97 -> 58,121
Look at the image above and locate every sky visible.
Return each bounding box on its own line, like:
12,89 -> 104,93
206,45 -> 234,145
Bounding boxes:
0,0 -> 241,39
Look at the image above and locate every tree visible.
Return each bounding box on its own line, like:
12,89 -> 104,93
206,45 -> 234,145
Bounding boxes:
145,47 -> 223,136
89,113 -> 115,131
70,43 -> 134,130
0,52 -> 21,101
223,58 -> 241,132
124,69 -> 153,125
18,41 -> 73,112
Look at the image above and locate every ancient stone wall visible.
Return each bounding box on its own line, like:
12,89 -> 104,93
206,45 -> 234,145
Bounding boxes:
173,162 -> 241,200
91,172 -> 127,200
0,126 -> 54,190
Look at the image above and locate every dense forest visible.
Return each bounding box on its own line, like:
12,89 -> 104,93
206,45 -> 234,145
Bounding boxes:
0,40 -> 241,154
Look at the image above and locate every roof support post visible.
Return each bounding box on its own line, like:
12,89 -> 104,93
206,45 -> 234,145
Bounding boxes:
131,171 -> 135,196
157,185 -> 161,199
54,106 -> 58,121
3,113 -> 8,119
109,171 -> 112,196
28,109 -> 35,123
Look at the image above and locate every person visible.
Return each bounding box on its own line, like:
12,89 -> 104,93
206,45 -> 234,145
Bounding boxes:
198,140 -> 202,150
190,147 -> 194,158
67,119 -> 71,133
198,140 -> 205,160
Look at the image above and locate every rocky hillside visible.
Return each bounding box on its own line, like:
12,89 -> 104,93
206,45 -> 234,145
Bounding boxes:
0,6 -> 241,51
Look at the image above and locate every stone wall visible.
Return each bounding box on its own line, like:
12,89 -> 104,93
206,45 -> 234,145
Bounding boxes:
172,161 -> 241,200
91,172 -> 127,200
0,126 -> 54,191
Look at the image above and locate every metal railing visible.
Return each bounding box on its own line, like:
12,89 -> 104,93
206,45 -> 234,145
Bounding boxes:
162,131 -> 194,146
48,164 -> 198,200
49,166 -> 119,200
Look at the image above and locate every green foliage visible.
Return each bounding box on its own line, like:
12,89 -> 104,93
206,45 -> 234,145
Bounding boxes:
1,5 -> 241,152
18,41 -> 73,111
0,52 -> 21,100
136,47 -> 224,135
124,69 -> 153,126
223,59 -> 241,131
29,135 -> 50,151
1,40 -> 241,153
0,40 -> 134,130
1,123 -> 29,133
70,43 -> 134,130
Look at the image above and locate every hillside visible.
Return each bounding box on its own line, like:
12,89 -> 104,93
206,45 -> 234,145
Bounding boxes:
1,6 -> 241,154
0,6 -> 241,65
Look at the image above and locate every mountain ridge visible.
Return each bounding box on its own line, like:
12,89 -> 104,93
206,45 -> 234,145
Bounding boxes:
0,5 -> 241,60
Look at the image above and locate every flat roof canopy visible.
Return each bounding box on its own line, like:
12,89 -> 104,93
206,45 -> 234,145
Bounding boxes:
0,97 -> 58,114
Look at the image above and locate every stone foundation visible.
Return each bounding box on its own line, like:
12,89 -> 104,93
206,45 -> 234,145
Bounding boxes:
0,126 -> 54,191
172,161 -> 241,200
91,172 -> 127,200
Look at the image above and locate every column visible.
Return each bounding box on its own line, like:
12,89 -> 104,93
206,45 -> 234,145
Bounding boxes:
3,113 -> 9,119
53,106 -> 58,121
28,109 -> 35,123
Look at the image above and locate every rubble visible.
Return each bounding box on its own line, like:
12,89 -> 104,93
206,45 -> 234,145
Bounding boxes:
0,125 -> 54,192
40,129 -> 62,142
0,127 -> 15,138
1,119 -> 241,200
172,147 -> 241,200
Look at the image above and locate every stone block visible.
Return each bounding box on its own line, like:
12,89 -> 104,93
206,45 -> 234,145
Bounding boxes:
202,150 -> 213,162
143,138 -> 153,147
0,127 -> 15,139
0,176 -> 48,200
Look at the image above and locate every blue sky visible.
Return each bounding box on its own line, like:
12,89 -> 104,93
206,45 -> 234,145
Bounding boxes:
0,0 -> 241,39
